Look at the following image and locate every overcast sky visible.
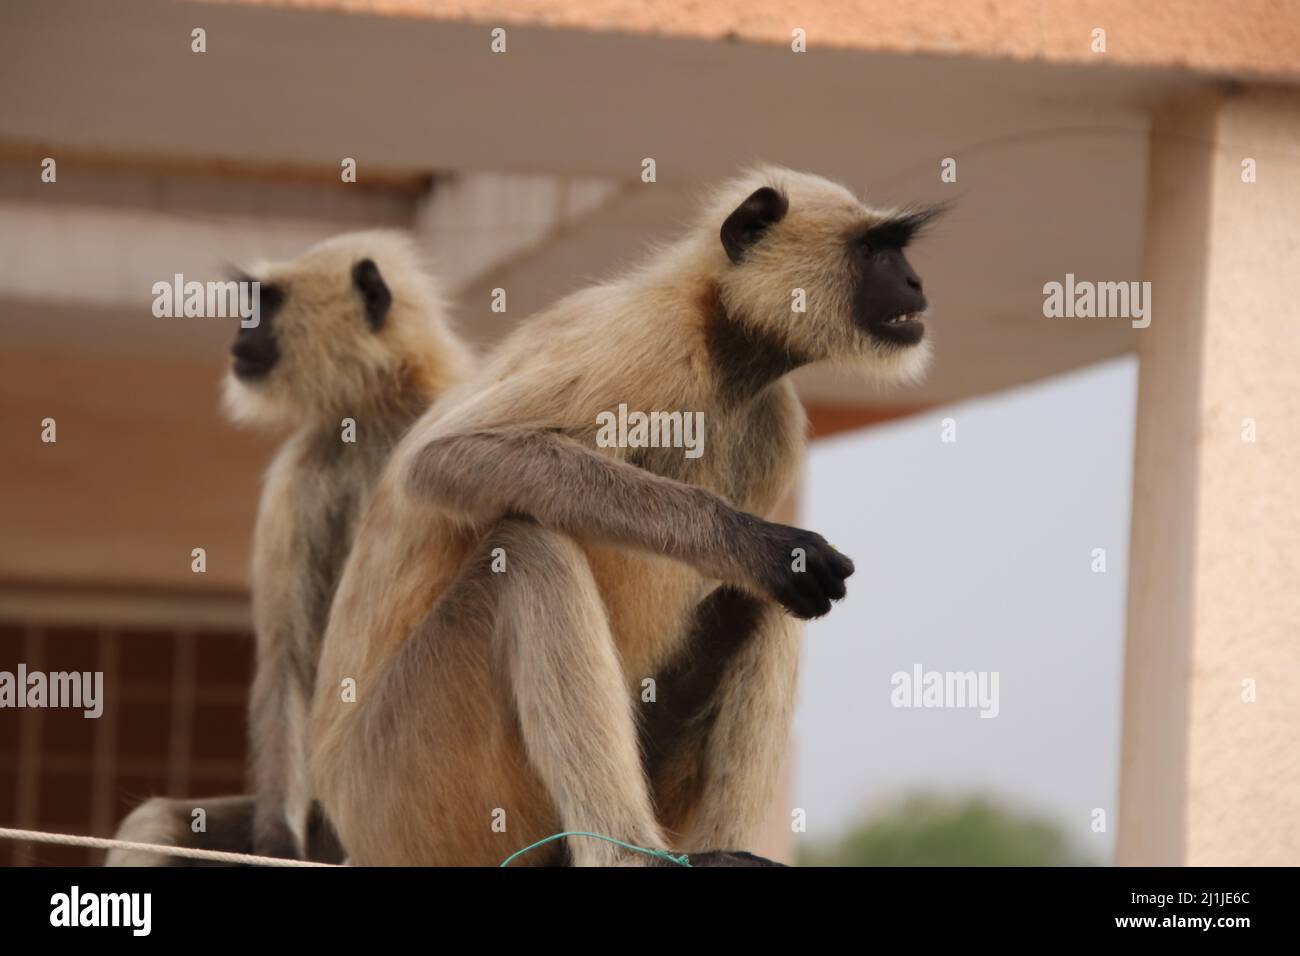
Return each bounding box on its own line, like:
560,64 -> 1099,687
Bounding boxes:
793,355 -> 1138,862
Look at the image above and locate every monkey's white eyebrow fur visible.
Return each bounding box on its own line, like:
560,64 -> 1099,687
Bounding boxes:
859,204 -> 949,247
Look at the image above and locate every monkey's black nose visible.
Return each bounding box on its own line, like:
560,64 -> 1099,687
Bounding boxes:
907,275 -> 922,292
231,332 -> 280,380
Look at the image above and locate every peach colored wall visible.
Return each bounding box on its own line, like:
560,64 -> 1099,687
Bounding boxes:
211,0 -> 1300,81
1119,85 -> 1300,865
1183,85 -> 1300,865
0,343 -> 276,593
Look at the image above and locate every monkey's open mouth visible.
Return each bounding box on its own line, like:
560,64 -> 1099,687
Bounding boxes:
869,311 -> 926,346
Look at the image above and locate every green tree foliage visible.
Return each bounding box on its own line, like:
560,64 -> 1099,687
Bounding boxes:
799,794 -> 1096,867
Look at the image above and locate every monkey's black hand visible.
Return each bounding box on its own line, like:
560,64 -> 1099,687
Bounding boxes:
686,850 -> 787,867
755,523 -> 855,619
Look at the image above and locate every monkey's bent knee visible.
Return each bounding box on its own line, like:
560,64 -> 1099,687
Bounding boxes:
485,516 -> 591,576
106,794 -> 257,866
106,797 -> 187,866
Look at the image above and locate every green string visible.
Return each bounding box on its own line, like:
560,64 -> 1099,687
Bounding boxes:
499,831 -> 692,867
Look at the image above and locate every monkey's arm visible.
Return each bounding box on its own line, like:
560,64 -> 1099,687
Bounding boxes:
246,639 -> 302,859
246,448 -> 321,860
407,425 -> 852,618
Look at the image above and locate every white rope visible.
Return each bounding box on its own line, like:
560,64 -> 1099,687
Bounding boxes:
0,825 -> 340,867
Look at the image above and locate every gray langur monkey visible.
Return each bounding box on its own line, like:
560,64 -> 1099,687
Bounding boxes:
106,231 -> 473,865
309,167 -> 938,866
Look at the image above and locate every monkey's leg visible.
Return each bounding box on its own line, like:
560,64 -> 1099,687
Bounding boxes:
108,795 -> 342,865
490,519 -> 668,866
106,794 -> 255,866
646,589 -> 800,855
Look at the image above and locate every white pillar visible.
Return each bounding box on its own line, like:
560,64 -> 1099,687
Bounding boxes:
1118,86 -> 1300,865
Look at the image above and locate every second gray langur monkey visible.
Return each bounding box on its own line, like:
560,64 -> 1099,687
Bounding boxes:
231,232 -> 473,861
310,167 -> 938,866
107,231 -> 473,864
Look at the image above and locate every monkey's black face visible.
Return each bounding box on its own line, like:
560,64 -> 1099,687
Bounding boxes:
850,239 -> 928,348
846,208 -> 940,348
230,283 -> 284,381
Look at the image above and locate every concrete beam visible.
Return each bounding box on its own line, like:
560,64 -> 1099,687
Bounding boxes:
208,0 -> 1300,81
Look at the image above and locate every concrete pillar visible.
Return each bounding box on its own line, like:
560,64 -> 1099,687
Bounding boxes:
1118,86 -> 1300,865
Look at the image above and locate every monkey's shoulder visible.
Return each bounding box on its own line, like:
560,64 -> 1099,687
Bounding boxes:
619,381 -> 804,512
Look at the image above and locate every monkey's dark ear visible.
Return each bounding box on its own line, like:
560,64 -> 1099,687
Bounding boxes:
353,258 -> 392,331
720,187 -> 789,264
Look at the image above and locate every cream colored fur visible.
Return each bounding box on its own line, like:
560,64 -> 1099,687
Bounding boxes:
109,231 -> 473,865
309,168 -> 931,866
